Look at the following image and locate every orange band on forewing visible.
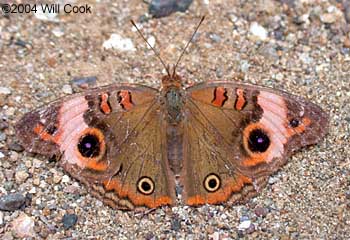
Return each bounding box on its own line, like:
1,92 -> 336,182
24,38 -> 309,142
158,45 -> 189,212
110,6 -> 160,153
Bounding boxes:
34,123 -> 61,143
118,90 -> 133,110
287,117 -> 311,136
34,124 -> 53,141
235,88 -> 246,111
187,175 -> 252,205
100,93 -> 111,114
211,87 -> 228,107
103,178 -> 172,208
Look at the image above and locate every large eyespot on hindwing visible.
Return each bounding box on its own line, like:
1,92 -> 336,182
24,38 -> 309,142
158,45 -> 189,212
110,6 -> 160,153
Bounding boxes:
75,128 -> 107,170
137,176 -> 155,195
203,173 -> 221,193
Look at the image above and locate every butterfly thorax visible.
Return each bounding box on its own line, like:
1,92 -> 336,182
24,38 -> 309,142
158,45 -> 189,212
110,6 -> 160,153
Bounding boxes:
161,74 -> 184,125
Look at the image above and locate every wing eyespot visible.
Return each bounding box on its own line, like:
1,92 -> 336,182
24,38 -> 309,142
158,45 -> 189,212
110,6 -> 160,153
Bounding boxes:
77,128 -> 106,160
289,118 -> 300,128
203,173 -> 221,192
247,128 -> 270,153
137,176 -> 155,195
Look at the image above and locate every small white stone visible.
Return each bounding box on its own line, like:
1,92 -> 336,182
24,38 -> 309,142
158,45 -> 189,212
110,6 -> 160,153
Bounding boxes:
61,175 -> 71,183
39,180 -> 47,189
52,27 -> 64,37
62,84 -> 73,94
12,214 -> 35,238
320,13 -> 336,24
0,211 -> 3,225
275,72 -> 284,81
238,220 -> 252,230
6,107 -> 15,116
209,232 -> 219,240
15,170 -> 29,183
240,60 -> 250,73
29,187 -> 36,194
103,34 -> 136,51
53,172 -> 63,184
250,22 -> 268,41
0,152 -> 4,158
147,36 -> 156,48
0,87 -> 11,95
32,159 -> 42,168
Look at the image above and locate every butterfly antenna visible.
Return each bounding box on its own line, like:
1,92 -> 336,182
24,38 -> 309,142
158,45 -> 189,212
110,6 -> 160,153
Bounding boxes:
130,20 -> 171,77
173,16 -> 206,77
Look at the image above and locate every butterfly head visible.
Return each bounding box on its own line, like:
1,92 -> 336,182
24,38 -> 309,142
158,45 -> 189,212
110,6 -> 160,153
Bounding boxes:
161,70 -> 182,89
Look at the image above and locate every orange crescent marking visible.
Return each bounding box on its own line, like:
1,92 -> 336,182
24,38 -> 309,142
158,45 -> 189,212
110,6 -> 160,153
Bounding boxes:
187,175 -> 252,205
34,123 -> 62,143
103,178 -> 172,208
119,90 -> 133,110
100,93 -> 111,114
235,88 -> 246,111
211,87 -> 228,107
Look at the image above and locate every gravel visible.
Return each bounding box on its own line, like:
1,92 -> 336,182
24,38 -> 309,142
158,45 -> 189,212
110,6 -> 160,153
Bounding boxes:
0,0 -> 349,239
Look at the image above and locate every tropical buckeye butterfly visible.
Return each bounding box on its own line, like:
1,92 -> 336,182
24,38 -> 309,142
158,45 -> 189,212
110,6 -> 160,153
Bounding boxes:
15,17 -> 328,210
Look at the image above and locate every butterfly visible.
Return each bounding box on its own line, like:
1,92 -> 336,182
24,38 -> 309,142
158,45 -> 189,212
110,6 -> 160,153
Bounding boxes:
15,17 -> 328,210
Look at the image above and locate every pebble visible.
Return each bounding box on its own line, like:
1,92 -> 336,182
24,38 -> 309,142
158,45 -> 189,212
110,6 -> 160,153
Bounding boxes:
0,211 -> 3,225
61,175 -> 71,183
240,60 -> 250,73
0,120 -> 8,130
71,76 -> 97,89
62,84 -> 73,94
171,218 -> 181,231
254,206 -> 269,217
102,34 -> 135,51
0,87 -> 11,95
149,0 -> 193,18
0,193 -> 26,211
0,151 -> 5,158
208,33 -> 222,43
344,37 -> 350,48
238,219 -> 252,231
249,22 -> 268,41
4,169 -> 14,180
15,170 -> 29,183
62,213 -> 78,230
8,142 -> 24,152
344,2 -> 350,23
52,27 -> 64,37
12,214 -> 35,238
320,13 -> 337,24
147,36 -> 156,48
0,131 -> 6,141
53,172 -> 63,184
209,232 -> 220,240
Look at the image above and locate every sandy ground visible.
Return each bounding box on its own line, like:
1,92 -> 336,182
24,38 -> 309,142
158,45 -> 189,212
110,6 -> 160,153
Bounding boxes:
0,0 -> 349,239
